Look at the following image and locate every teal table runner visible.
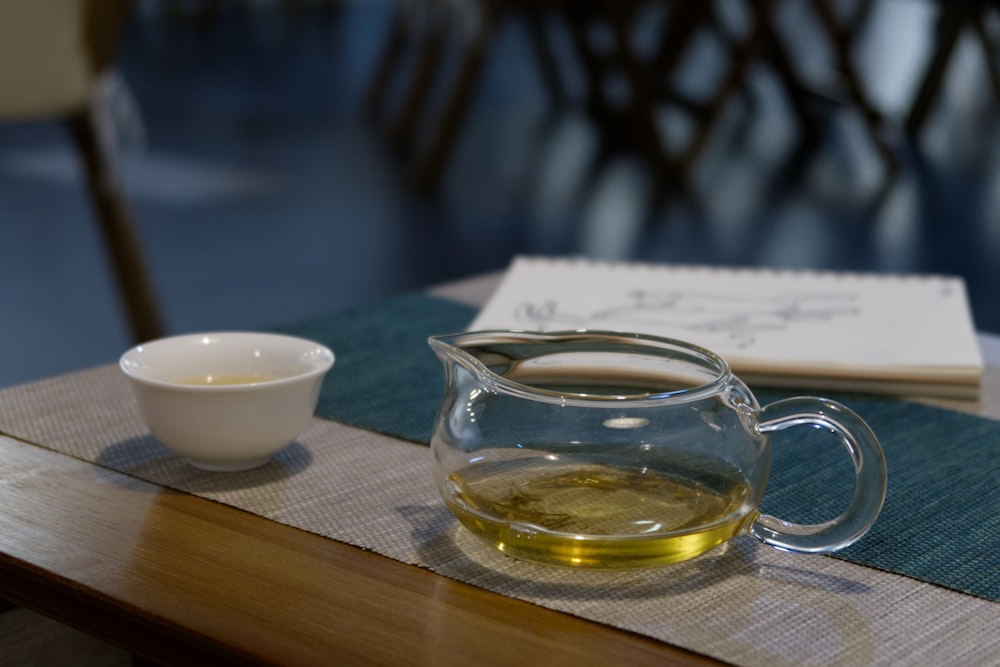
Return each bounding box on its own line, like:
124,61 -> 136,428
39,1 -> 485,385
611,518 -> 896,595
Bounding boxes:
274,293 -> 1000,602
273,293 -> 475,444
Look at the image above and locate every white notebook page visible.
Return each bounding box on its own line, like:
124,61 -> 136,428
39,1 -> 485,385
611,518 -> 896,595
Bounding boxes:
469,256 -> 984,396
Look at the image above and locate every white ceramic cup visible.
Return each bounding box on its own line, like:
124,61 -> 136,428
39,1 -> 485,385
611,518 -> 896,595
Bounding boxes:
120,332 -> 334,471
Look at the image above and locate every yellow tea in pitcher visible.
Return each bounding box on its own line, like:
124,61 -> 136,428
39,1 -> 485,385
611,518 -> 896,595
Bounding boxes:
443,452 -> 755,569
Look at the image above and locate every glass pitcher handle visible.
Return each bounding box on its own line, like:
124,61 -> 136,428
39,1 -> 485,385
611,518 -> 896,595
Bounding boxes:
751,397 -> 887,554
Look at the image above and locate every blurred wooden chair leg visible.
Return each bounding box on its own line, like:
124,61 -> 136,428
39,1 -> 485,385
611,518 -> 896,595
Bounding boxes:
559,0 -> 753,186
601,1 -> 693,181
387,4 -> 451,152
561,1 -> 701,181
562,3 -> 608,121
409,2 -> 499,192
812,0 -> 897,172
68,106 -> 165,344
370,0 -> 571,191
748,1 -> 824,144
906,3 -> 1000,140
678,0 -> 775,174
904,3 -> 966,138
522,5 -> 568,106
363,3 -> 409,122
971,8 -> 1000,98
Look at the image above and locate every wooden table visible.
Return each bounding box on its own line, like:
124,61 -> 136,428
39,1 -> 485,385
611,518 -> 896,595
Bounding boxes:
1,274 -> 997,666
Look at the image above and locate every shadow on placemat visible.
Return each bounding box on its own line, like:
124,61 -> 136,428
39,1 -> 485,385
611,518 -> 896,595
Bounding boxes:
96,436 -> 313,491
274,293 -> 1000,603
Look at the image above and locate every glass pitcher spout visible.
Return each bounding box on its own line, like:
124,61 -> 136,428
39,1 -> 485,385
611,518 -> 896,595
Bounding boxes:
428,330 -> 520,386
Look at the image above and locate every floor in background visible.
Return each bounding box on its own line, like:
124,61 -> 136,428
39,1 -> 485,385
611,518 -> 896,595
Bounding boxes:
1,0 -> 998,388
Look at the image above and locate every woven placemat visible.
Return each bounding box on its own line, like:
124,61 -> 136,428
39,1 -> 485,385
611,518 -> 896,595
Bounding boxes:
2,292 -> 999,666
1,364 -> 998,667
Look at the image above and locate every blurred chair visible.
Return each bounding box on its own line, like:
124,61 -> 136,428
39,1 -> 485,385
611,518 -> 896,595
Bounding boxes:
0,0 -> 165,343
366,0 -> 898,195
365,0 -> 768,192
905,1 -> 1000,139
563,0 -> 775,186
365,0 -> 569,191
719,0 -> 898,176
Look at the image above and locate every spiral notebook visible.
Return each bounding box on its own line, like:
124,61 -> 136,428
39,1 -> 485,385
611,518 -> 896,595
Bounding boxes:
469,256 -> 984,399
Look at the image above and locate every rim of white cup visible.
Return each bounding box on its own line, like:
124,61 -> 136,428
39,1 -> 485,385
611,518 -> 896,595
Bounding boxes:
119,331 -> 335,391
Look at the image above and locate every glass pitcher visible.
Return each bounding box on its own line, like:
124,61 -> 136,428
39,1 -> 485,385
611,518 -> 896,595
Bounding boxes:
428,330 -> 887,569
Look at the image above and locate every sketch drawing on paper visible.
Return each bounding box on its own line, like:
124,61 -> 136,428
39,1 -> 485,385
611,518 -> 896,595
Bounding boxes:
513,290 -> 862,349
